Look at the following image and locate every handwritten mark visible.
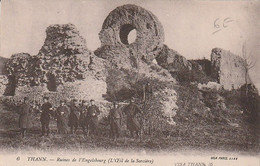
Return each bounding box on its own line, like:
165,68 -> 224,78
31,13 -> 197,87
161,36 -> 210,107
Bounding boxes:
212,17 -> 234,35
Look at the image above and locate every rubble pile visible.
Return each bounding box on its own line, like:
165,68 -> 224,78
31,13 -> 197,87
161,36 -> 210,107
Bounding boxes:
155,45 -> 192,72
154,87 -> 178,125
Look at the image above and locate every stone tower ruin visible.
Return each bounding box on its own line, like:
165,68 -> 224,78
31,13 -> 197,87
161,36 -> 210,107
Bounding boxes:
95,4 -> 165,63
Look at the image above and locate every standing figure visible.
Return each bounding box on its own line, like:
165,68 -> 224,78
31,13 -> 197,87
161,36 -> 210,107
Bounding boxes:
87,99 -> 100,136
17,97 -> 32,138
68,99 -> 80,134
46,70 -> 57,92
55,100 -> 69,134
144,82 -> 153,101
123,99 -> 142,138
40,96 -> 53,136
109,102 -> 123,140
79,100 -> 88,134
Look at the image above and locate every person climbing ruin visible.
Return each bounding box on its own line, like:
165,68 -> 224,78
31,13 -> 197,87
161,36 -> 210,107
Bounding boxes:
87,99 -> 101,136
88,56 -> 95,70
68,99 -> 80,134
17,97 -> 32,138
40,96 -> 53,136
108,102 -> 123,141
123,99 -> 142,138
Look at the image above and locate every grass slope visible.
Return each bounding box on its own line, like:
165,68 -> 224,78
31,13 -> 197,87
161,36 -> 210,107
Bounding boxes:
0,84 -> 259,154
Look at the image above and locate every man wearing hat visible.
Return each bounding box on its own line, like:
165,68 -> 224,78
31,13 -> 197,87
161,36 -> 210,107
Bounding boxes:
79,100 -> 89,134
108,102 -> 123,141
55,100 -> 69,134
123,99 -> 142,138
68,99 -> 80,134
40,96 -> 53,136
17,97 -> 32,138
87,99 -> 100,136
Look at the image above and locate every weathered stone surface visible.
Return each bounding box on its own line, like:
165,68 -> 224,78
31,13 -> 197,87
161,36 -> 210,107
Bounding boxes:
155,45 -> 192,71
4,53 -> 33,95
95,5 -> 178,126
38,23 -> 90,57
5,53 -> 32,84
98,4 -> 164,62
94,45 -> 138,70
0,75 -> 8,95
4,24 -> 107,96
37,23 -> 93,84
211,48 -> 249,90
189,59 -> 211,76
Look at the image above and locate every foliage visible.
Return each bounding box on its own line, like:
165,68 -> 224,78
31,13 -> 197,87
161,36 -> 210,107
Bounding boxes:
239,84 -> 260,123
105,66 -> 178,136
170,68 -> 214,85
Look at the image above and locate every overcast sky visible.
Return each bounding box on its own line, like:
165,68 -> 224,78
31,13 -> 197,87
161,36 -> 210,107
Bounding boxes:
0,0 -> 259,89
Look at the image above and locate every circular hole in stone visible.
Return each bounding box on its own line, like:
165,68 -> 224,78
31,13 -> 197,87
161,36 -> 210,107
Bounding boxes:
119,24 -> 137,45
128,29 -> 137,44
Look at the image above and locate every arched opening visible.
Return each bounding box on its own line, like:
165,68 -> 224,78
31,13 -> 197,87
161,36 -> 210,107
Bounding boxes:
4,75 -> 17,96
119,24 -> 137,45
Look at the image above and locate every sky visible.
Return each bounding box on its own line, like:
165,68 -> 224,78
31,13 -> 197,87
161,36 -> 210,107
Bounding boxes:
0,0 -> 259,89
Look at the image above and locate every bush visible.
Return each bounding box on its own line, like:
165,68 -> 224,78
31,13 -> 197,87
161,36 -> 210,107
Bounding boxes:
105,67 -> 179,137
170,68 -> 214,85
240,84 -> 260,123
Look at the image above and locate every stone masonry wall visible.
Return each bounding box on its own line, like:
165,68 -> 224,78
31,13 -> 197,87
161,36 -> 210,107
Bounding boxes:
211,48 -> 248,90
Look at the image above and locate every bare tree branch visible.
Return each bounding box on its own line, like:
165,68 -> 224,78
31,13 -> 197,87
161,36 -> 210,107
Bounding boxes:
247,60 -> 253,67
241,41 -> 256,97
248,61 -> 257,70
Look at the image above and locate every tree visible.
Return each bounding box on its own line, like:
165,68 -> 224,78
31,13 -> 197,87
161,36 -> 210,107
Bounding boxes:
241,42 -> 256,97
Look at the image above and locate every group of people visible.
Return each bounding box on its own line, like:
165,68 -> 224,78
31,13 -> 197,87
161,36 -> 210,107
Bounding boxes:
16,96 -> 142,140
40,97 -> 101,136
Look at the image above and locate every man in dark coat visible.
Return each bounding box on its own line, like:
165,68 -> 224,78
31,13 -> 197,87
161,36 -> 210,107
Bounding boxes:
109,102 -> 123,140
55,100 -> 69,134
87,99 -> 100,136
17,97 -> 32,138
40,96 -> 53,136
68,99 -> 80,134
123,99 -> 142,138
79,100 -> 88,134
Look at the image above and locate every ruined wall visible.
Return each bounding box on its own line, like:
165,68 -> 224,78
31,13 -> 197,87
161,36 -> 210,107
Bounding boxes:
0,75 -> 8,95
211,48 -> 248,90
97,4 -> 164,63
95,4 -> 179,125
96,4 -> 192,72
156,44 -> 192,72
37,23 -> 93,84
190,59 -> 212,76
3,23 -> 107,98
